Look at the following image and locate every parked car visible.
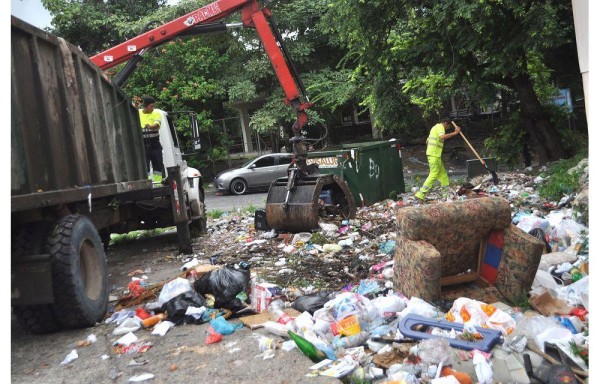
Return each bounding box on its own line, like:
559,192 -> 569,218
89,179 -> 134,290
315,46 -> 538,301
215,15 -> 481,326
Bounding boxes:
214,153 -> 293,195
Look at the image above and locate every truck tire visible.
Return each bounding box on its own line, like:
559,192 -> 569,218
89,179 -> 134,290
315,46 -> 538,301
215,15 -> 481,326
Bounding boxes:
47,215 -> 109,329
12,222 -> 62,334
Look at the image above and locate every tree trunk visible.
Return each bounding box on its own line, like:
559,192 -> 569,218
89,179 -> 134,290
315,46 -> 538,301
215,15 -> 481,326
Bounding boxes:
511,74 -> 569,163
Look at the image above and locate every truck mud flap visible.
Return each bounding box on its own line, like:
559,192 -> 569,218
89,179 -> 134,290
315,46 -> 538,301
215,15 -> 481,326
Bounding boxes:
265,174 -> 356,233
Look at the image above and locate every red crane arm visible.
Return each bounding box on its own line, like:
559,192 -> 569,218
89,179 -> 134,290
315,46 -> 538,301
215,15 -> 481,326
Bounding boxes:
90,0 -> 311,131
91,0 -> 250,70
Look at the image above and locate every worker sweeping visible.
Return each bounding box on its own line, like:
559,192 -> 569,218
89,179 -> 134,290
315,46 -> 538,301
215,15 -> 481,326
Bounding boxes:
415,118 -> 461,201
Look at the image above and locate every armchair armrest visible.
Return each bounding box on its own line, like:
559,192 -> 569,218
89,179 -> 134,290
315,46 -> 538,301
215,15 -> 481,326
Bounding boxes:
494,225 -> 545,304
393,237 -> 441,302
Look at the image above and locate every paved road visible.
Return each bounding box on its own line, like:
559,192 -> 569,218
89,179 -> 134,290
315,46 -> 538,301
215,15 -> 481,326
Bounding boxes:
203,169 -> 471,213
204,189 -> 268,212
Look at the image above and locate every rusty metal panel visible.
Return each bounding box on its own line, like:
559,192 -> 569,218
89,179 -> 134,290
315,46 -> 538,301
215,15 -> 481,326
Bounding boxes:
11,17 -> 148,207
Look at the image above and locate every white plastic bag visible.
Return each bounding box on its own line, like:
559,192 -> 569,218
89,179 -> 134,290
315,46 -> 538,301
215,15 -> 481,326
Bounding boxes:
371,294 -> 407,317
158,277 -> 193,305
473,350 -> 493,384
556,275 -> 589,309
398,297 -> 441,319
294,311 -> 315,333
550,218 -> 587,243
517,215 -> 550,234
112,317 -> 141,336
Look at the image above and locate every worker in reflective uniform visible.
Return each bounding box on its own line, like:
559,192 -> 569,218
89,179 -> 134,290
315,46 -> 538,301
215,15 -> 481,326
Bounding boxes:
139,96 -> 165,182
415,118 -> 461,201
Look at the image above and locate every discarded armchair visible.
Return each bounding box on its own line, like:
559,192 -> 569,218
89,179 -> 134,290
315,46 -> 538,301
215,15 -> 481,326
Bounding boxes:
393,197 -> 544,305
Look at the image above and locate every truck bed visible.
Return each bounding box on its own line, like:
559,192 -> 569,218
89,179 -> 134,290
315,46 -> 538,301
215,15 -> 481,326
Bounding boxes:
11,16 -> 149,211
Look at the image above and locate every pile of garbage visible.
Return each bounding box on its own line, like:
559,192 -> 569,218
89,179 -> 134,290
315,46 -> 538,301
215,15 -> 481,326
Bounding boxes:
63,161 -> 590,383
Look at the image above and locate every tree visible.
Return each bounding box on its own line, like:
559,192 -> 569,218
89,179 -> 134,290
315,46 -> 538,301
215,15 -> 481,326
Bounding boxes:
322,0 -> 582,162
43,0 -> 166,55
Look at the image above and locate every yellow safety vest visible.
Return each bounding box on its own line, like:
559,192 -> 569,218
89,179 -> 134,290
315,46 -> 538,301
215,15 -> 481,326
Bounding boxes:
426,123 -> 445,157
139,109 -> 162,139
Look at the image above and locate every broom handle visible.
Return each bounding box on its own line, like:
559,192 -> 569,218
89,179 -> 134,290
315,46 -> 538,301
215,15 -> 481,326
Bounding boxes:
452,121 -> 486,165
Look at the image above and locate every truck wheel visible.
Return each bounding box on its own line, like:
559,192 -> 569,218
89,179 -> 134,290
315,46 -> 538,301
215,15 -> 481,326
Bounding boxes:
230,178 -> 247,195
12,222 -> 62,334
47,215 -> 108,329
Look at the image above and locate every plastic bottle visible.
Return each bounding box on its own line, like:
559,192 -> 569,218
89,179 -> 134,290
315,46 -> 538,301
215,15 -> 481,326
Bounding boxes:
287,330 -> 326,363
268,300 -> 295,327
142,313 -> 167,328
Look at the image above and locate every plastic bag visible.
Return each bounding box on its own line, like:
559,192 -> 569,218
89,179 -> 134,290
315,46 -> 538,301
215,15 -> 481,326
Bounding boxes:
292,291 -> 335,314
473,351 -> 493,384
485,309 -> 516,335
398,297 -> 441,319
323,292 -> 379,324
379,240 -> 396,255
209,316 -> 243,335
371,294 -> 407,317
204,326 -> 223,345
357,280 -> 380,296
520,315 -> 574,351
112,317 -> 141,336
294,311 -> 315,333
550,219 -> 587,243
516,215 -> 550,234
158,277 -> 192,305
193,265 -> 250,311
417,338 -> 453,366
162,291 -> 206,325
128,280 -> 146,297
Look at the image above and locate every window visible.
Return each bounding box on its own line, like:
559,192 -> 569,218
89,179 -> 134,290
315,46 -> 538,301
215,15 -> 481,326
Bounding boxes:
254,156 -> 275,168
278,155 -> 292,166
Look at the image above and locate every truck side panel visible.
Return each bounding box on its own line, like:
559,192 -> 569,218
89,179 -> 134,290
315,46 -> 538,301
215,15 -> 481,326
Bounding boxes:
11,17 -> 148,201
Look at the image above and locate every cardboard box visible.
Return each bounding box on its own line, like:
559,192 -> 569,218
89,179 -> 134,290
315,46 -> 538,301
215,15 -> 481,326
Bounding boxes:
251,282 -> 283,312
529,291 -> 573,316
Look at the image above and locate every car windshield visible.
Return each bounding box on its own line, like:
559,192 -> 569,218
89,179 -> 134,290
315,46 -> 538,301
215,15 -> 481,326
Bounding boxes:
241,158 -> 256,167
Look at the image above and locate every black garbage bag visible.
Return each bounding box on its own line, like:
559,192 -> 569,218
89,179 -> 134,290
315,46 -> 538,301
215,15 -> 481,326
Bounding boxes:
292,291 -> 336,315
162,290 -> 206,325
193,265 -> 250,311
528,228 -> 552,253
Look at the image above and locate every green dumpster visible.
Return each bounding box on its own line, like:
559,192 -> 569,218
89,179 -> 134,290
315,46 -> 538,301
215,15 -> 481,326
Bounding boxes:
307,139 -> 405,206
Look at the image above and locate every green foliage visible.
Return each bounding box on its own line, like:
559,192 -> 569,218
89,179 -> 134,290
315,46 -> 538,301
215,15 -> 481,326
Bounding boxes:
321,0 -> 580,154
43,0 -> 166,54
110,228 -> 171,246
511,295 -> 532,311
484,112 -> 526,169
310,232 -> 328,246
402,72 -> 454,115
537,153 -> 587,201
207,209 -> 224,219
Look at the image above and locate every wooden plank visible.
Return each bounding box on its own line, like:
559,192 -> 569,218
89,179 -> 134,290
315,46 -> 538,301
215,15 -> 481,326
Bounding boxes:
440,271 -> 479,286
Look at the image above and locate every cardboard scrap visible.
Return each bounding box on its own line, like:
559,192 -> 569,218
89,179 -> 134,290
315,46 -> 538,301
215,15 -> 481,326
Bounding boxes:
372,351 -> 405,369
529,291 -> 573,316
239,308 -> 301,330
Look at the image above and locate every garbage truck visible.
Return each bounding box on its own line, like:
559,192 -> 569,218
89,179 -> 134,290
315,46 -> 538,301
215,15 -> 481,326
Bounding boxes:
11,16 -> 207,333
90,0 -> 356,232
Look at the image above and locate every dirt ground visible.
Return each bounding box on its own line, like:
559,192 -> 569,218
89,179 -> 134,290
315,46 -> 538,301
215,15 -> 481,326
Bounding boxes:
10,231 -> 342,384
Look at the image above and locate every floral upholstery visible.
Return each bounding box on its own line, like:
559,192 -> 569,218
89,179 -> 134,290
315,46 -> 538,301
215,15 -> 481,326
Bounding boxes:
393,197 -> 544,305
496,225 -> 544,303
